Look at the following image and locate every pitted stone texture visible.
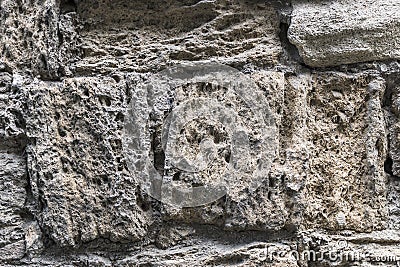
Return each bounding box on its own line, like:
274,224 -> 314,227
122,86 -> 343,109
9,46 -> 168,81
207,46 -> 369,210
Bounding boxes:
387,175 -> 400,230
125,69 -> 388,233
0,72 -> 28,149
301,73 -> 387,231
0,0 -> 79,79
386,74 -> 400,229
125,70 -> 291,231
25,77 -> 150,247
288,0 -> 400,67
387,75 -> 400,177
223,72 -> 293,231
220,72 -> 388,233
0,71 -> 29,153
1,0 -> 399,264
74,0 -> 282,74
1,231 -> 300,266
117,240 -> 299,267
301,230 -> 400,266
0,153 -> 27,261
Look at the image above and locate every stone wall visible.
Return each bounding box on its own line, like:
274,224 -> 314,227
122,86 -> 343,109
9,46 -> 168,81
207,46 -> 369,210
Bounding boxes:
1,0 -> 400,266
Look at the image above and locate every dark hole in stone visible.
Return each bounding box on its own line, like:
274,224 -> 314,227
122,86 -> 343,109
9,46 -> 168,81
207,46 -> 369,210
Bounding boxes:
331,115 -> 340,124
269,177 -> 276,188
102,175 -> 109,184
151,132 -> 165,175
278,18 -> 303,64
154,149 -> 165,174
60,0 -> 77,14
99,95 -> 112,106
57,27 -> 65,47
10,110 -> 26,129
58,127 -> 67,137
73,94 -> 81,104
80,85 -> 89,97
39,53 -> 48,73
382,81 -> 394,108
224,149 -> 231,163
209,126 -> 223,144
173,172 -> 181,181
136,187 -> 151,211
111,74 -> 121,83
385,156 -> 394,176
115,112 -> 124,122
192,182 -> 204,188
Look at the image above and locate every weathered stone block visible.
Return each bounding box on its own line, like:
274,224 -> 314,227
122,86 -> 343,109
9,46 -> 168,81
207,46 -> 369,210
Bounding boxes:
74,0 -> 282,74
298,73 -> 387,231
125,67 -> 289,231
0,0 -> 399,265
288,0 -> 400,67
0,0 -> 79,79
0,153 -> 27,260
25,77 -> 150,247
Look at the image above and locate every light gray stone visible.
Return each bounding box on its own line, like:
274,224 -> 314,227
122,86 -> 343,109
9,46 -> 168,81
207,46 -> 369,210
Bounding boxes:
300,73 -> 388,232
288,0 -> 400,67
0,0 -> 79,79
25,77 -> 150,247
74,0 -> 282,74
0,153 -> 27,260
0,0 -> 400,266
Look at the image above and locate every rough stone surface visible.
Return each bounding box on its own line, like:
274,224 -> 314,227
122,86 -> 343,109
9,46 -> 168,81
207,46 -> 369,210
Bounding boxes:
0,0 -> 79,79
1,0 -> 400,266
25,77 -> 150,247
75,0 -> 282,74
0,153 -> 27,261
301,73 -> 388,231
288,0 -> 400,67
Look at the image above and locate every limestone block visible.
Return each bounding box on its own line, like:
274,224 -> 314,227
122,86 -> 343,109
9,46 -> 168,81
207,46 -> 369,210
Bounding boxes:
299,73 -> 387,231
24,77 -> 150,247
0,153 -> 27,260
0,0 -> 79,79
74,0 -> 282,74
288,0 -> 400,67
